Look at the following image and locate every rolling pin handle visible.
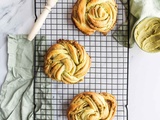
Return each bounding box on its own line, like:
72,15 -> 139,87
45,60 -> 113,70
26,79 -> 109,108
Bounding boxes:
28,0 -> 57,41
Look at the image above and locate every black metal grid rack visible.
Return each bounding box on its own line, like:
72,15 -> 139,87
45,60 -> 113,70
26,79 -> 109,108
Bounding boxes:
34,0 -> 129,120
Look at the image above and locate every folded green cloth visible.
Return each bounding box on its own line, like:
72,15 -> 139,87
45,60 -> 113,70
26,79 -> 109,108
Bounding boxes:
113,0 -> 135,48
0,35 -> 45,120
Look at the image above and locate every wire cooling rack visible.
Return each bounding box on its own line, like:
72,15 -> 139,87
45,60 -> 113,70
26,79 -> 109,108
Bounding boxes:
34,0 -> 129,120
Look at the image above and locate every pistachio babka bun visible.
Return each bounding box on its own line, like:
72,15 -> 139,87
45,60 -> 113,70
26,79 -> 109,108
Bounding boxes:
67,92 -> 117,120
44,40 -> 91,84
72,0 -> 118,35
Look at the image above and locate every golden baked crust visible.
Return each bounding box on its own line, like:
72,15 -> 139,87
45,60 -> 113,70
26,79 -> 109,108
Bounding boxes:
72,0 -> 117,35
44,40 -> 91,84
67,92 -> 117,120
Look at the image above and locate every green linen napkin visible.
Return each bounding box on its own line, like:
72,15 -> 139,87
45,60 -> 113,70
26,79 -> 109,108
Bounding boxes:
113,0 -> 131,47
0,35 -> 45,120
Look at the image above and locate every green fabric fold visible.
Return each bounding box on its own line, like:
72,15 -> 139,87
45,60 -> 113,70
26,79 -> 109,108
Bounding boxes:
113,0 -> 133,48
0,35 -> 34,120
0,35 -> 44,120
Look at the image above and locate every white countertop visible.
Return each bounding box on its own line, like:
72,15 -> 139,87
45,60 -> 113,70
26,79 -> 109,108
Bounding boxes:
0,0 -> 160,120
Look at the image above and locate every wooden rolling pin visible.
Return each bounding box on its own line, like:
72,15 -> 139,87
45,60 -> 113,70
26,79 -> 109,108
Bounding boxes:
28,0 -> 58,41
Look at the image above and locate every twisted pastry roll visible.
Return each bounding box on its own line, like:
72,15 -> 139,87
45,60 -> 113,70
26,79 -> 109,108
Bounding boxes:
67,92 -> 117,120
72,0 -> 117,35
44,40 -> 91,84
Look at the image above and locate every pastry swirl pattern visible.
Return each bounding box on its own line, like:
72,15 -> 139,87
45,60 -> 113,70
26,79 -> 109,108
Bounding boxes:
72,0 -> 117,35
44,40 -> 91,84
67,92 -> 117,120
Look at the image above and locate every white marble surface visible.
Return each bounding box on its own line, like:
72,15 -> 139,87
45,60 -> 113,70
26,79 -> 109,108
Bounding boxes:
0,0 -> 35,84
0,0 -> 160,120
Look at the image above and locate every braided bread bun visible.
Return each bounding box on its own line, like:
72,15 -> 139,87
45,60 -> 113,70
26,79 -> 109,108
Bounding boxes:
67,92 -> 117,120
72,0 -> 117,35
44,40 -> 91,84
